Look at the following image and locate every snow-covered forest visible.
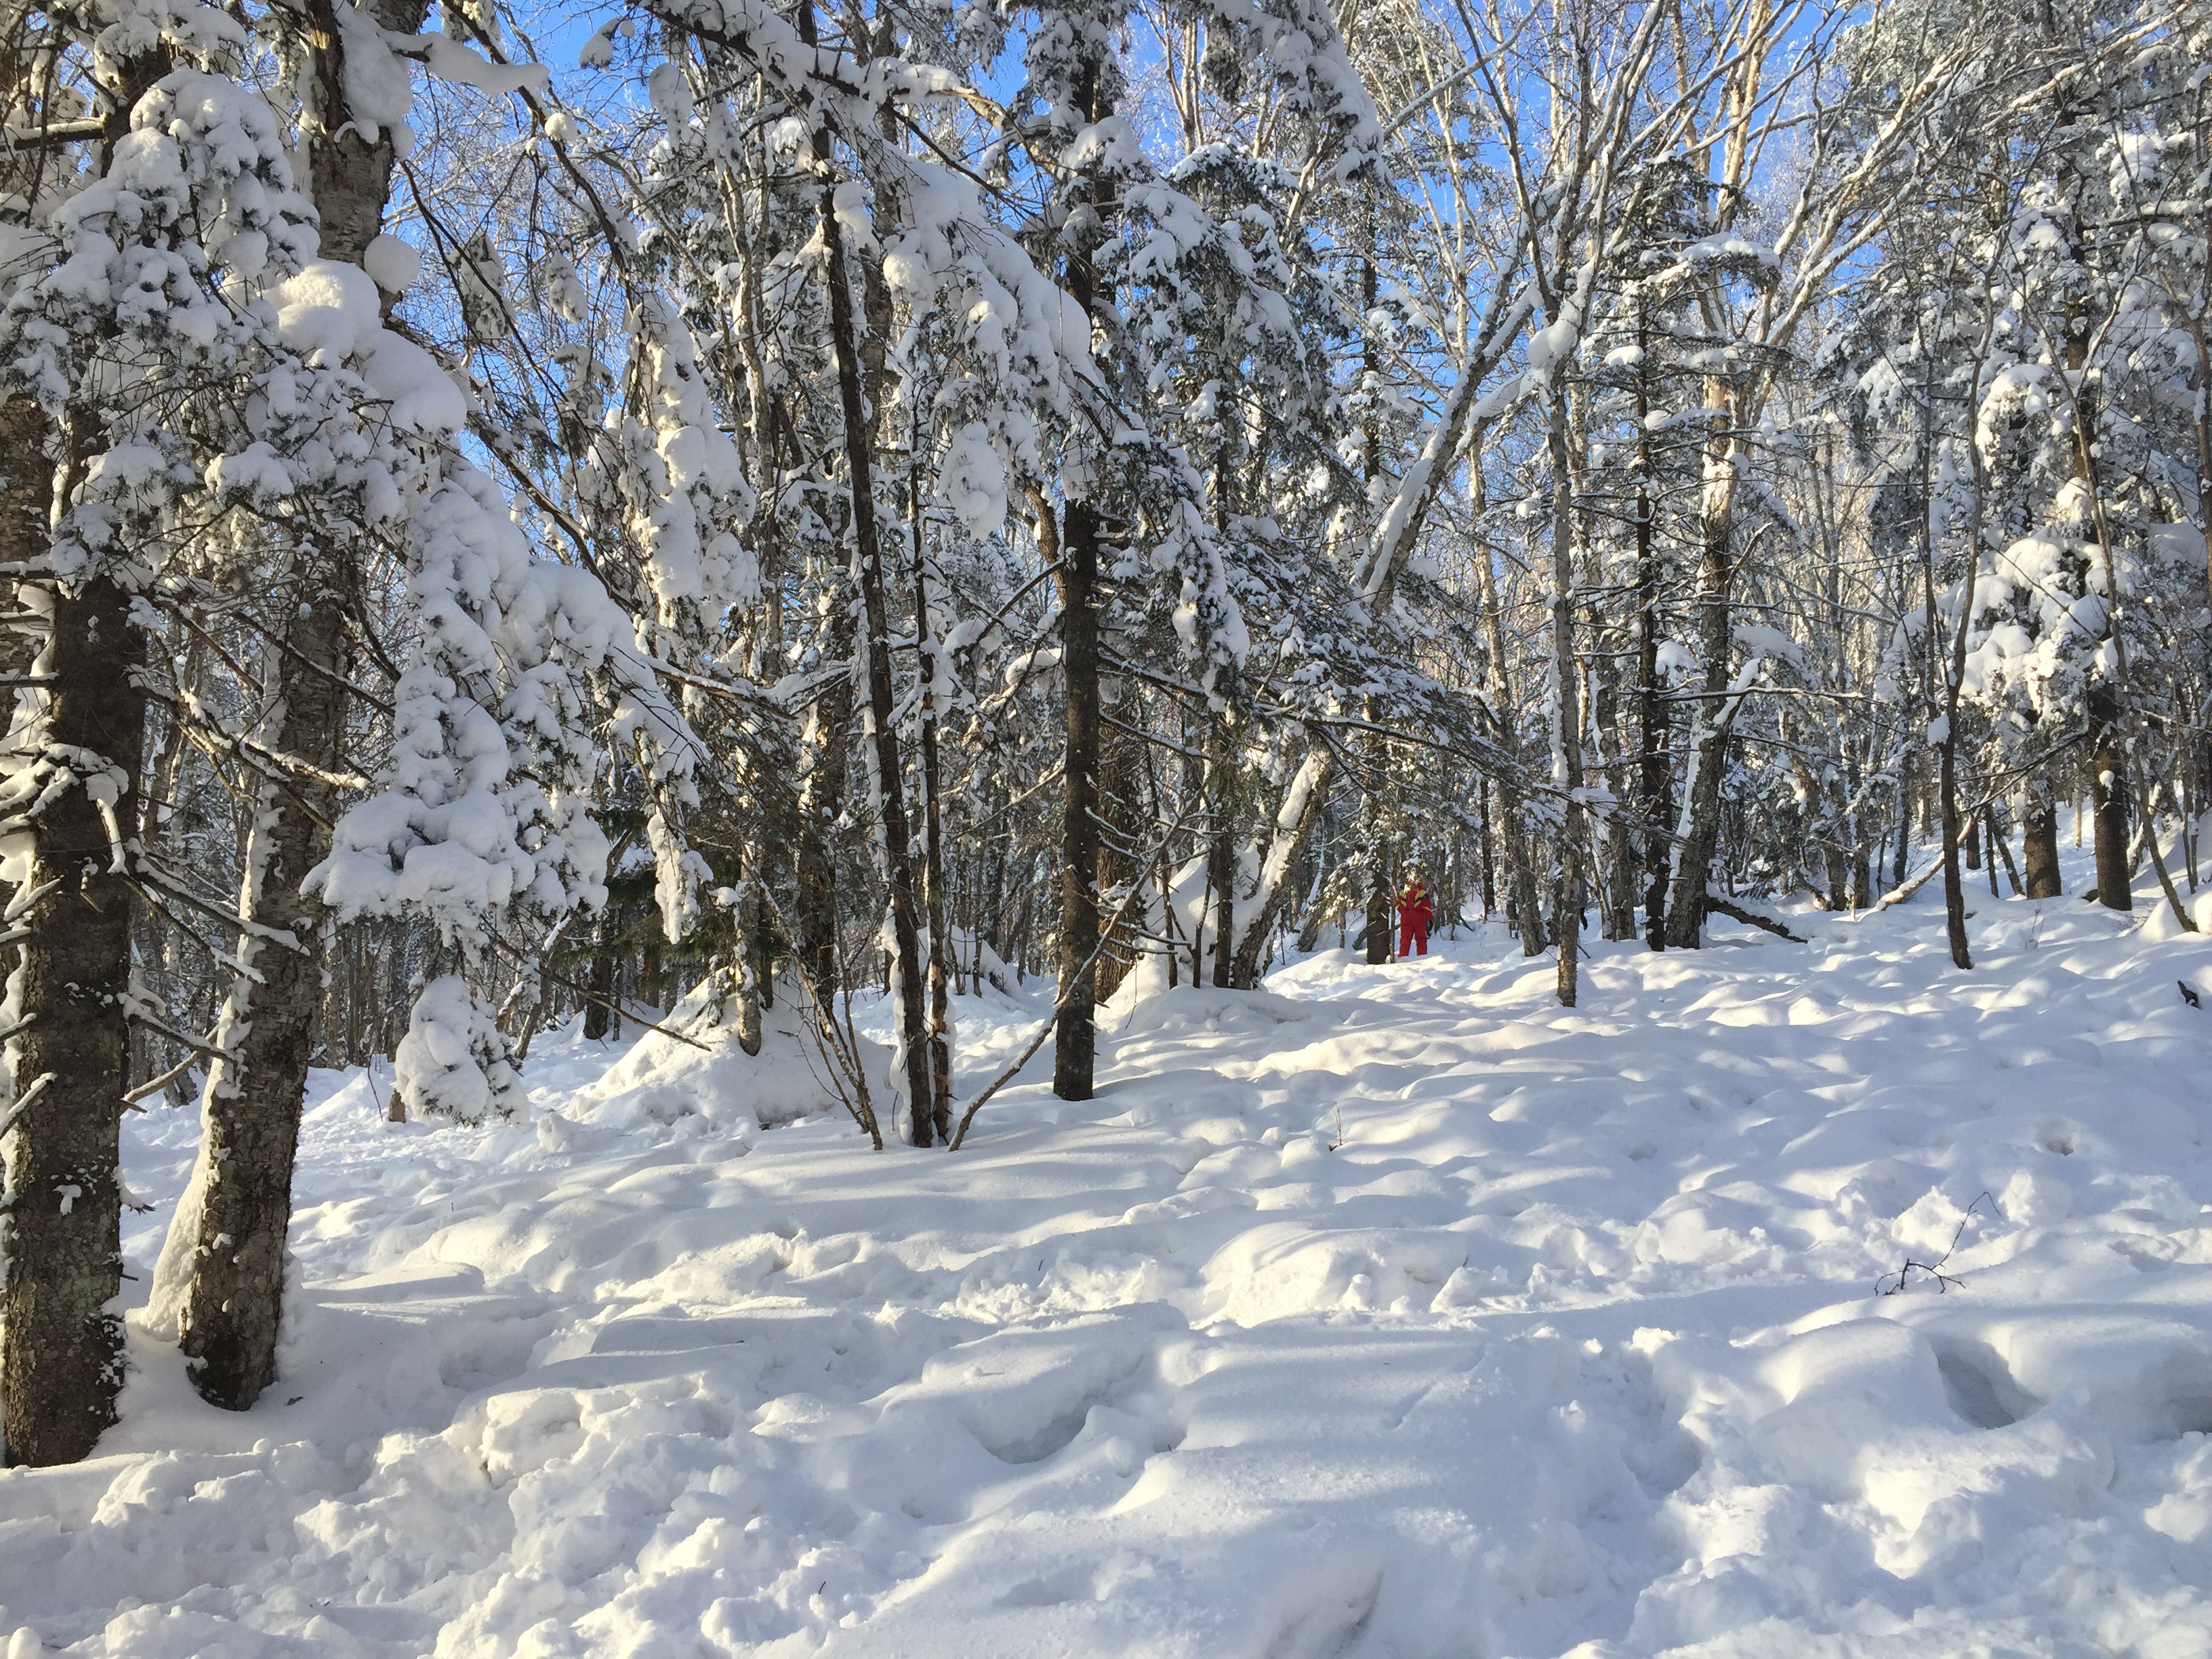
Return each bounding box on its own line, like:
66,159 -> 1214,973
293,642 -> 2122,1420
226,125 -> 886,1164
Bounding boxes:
2,0 -> 2212,1647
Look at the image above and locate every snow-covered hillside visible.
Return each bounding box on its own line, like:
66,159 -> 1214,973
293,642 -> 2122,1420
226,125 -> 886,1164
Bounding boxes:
7,861 -> 2212,1658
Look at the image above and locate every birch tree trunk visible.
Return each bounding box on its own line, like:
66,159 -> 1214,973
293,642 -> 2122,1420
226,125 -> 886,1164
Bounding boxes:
1660,450 -> 1738,948
159,581 -> 350,1406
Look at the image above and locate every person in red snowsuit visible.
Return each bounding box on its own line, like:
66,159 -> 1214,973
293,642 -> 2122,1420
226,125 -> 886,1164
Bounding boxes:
1397,873 -> 1434,958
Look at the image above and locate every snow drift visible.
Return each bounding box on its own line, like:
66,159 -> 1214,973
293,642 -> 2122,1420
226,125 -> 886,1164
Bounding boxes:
565,979 -> 882,1138
8,849 -> 2212,1657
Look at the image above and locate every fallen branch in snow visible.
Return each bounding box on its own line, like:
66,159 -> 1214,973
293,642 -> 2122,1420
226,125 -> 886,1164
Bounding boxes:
523,959 -> 714,1054
943,905 -> 1139,1151
1877,1191 -> 1994,1296
1858,748 -> 2091,922
1704,894 -> 1805,943
949,802 -> 1195,1151
2129,764 -> 2197,933
1858,808 -> 1984,917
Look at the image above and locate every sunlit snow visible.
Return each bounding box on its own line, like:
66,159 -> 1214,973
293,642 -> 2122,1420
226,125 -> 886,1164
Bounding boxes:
8,837 -> 2212,1657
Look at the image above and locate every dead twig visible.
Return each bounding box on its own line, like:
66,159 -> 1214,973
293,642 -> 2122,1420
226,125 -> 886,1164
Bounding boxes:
1704,893 -> 1807,943
1877,1191 -> 1996,1296
948,800 -> 1196,1151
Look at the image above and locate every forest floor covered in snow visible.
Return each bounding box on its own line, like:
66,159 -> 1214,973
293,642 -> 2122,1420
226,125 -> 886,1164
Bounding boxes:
9,842 -> 2212,1657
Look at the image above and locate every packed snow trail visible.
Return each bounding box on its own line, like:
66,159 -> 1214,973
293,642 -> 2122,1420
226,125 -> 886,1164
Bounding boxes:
9,859 -> 2212,1656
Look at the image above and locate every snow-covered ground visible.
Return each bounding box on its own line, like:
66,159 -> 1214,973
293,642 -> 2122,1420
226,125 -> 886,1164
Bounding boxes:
9,840 -> 2212,1658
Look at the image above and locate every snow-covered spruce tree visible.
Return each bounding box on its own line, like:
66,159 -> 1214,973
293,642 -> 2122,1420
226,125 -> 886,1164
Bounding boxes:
270,27 -> 699,1121
1842,0 -> 2207,929
596,0 -> 1109,1132
144,0 -> 438,1413
1227,0 -> 1712,985
1572,156 -> 1713,941
303,426 -> 697,1120
1111,0 -> 1513,992
419,54 -> 808,1061
131,0 -> 702,1408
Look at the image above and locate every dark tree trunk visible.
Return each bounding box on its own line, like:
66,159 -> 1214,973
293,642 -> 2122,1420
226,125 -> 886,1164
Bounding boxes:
1,407 -> 148,1464
794,626 -> 850,997
1477,783 -> 1497,918
1936,349 -> 1994,968
1357,252 -> 1392,977
810,107 -> 934,1139
2022,781 -> 2062,898
1365,838 -> 1392,964
583,922 -> 615,1040
1546,386 -> 1583,1008
733,905 -> 764,1059
1052,499 -> 1103,1099
1938,734 -> 1970,968
1509,802 -> 1547,956
1597,674 -> 1635,942
1633,302 -> 1671,947
1094,724 -> 1145,1001
747,870 -> 775,1009
1893,752 -> 1913,901
1208,718 -> 1238,986
912,463 -> 952,1137
1048,50 -> 1111,1099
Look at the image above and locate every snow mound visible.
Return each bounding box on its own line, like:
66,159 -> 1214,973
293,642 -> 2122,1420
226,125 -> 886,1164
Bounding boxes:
1105,979 -> 1315,1038
567,979 -> 877,1136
